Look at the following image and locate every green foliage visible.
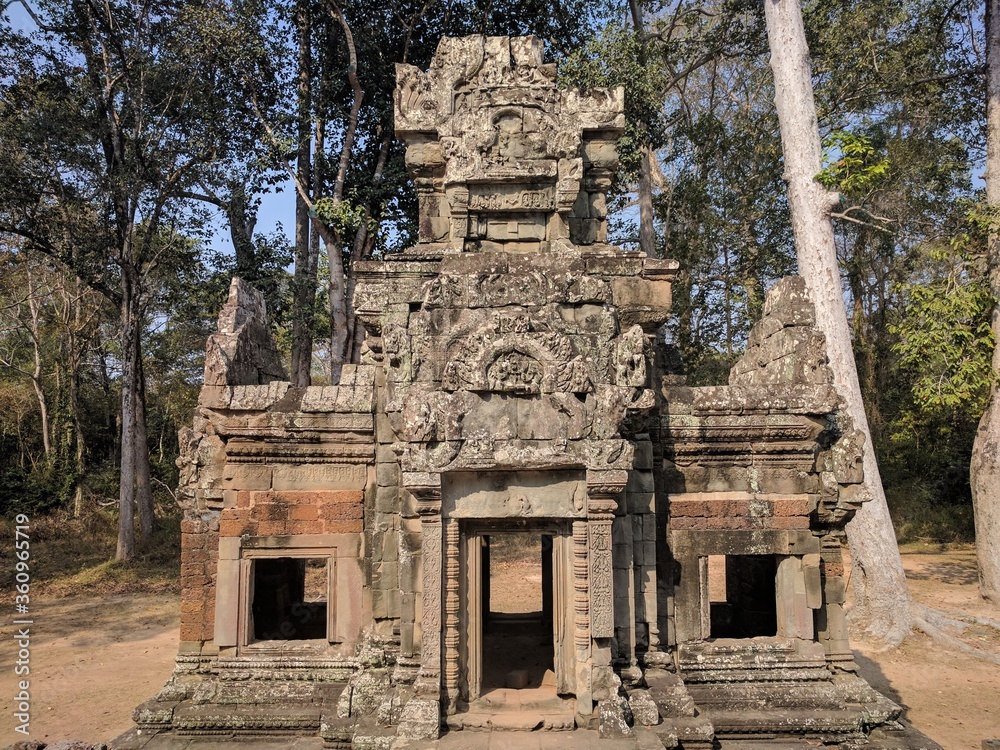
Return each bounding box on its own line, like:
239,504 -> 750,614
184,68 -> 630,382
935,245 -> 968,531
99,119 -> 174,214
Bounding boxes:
890,251 -> 994,414
311,194 -> 372,236
818,130 -> 892,194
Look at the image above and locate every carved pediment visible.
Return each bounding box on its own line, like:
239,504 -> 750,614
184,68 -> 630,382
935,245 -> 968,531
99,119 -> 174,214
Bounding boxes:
441,313 -> 591,394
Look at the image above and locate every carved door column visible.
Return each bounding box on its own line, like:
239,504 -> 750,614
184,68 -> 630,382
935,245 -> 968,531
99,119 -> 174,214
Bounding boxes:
587,469 -> 626,702
407,472 -> 444,699
572,520 -> 593,716
442,518 -> 461,712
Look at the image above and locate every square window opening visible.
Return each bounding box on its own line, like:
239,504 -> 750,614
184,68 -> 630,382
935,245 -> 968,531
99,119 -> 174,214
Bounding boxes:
251,557 -> 328,641
708,554 -> 778,638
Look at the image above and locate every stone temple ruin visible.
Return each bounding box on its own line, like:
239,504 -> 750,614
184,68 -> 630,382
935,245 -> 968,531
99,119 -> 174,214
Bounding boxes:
123,35 -> 939,750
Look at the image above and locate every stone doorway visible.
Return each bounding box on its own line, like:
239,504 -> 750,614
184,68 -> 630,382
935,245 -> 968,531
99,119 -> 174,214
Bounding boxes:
458,521 -> 576,704
481,532 -> 553,692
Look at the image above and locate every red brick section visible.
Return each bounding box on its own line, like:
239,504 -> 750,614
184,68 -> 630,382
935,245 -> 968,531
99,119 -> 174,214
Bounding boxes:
180,490 -> 364,645
821,559 -> 845,578
180,518 -> 218,643
670,494 -> 813,531
219,489 -> 364,538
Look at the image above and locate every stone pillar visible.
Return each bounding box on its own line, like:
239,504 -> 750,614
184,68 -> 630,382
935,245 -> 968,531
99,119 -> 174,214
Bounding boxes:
443,518 -> 461,713
572,520 -> 593,717
818,537 -> 853,667
587,470 -> 627,702
397,471 -> 443,741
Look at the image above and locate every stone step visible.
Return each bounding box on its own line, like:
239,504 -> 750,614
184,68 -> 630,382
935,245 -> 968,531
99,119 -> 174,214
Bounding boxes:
685,681 -> 855,711
446,709 -> 577,732
172,700 -> 321,733
701,706 -> 863,736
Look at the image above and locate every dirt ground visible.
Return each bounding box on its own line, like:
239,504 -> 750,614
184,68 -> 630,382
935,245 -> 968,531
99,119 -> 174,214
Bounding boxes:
0,594 -> 179,743
1,547 -> 998,748
851,545 -> 1000,750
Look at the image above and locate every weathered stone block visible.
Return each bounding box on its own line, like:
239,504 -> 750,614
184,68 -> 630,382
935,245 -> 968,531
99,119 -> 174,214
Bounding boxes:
377,461 -> 400,487
323,519 -> 363,534
611,277 -> 672,311
250,502 -> 287,521
272,464 -> 368,491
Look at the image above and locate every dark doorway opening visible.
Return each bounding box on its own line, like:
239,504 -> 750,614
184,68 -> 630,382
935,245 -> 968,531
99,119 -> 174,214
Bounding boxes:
708,554 -> 778,638
251,557 -> 328,641
481,533 -> 554,691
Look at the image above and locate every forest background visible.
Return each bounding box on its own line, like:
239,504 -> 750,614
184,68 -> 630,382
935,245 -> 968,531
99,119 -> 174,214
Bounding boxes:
0,0 -> 988,564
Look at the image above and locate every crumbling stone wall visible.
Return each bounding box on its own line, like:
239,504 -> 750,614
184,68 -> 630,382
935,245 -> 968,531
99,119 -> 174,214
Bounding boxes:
179,517 -> 218,644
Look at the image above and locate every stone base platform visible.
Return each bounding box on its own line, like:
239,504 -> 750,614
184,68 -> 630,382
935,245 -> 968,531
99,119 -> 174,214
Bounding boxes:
446,690 -> 576,732
112,721 -> 942,750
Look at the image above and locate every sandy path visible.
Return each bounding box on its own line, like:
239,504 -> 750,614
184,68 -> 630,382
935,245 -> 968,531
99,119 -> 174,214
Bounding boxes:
851,547 -> 1000,750
0,594 -> 179,744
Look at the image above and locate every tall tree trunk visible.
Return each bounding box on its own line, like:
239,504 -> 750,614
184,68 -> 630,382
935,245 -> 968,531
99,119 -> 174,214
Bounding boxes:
637,147 -> 656,255
325,0 -> 363,378
135,354 -> 155,540
25,266 -> 52,457
629,0 -> 656,255
970,0 -> 1000,604
117,279 -> 139,561
312,114 -> 327,373
69,274 -> 86,517
229,180 -> 258,280
290,1 -> 314,387
764,0 -> 912,644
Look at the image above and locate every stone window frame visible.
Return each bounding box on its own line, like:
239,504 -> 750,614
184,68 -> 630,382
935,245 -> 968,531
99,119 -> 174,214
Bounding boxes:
238,546 -> 336,651
696,552 -> 820,642
670,529 -> 823,645
215,533 -> 363,656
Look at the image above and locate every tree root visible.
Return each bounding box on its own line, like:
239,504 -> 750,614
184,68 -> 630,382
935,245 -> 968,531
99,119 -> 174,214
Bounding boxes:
847,601 -> 912,649
909,602 -> 1000,665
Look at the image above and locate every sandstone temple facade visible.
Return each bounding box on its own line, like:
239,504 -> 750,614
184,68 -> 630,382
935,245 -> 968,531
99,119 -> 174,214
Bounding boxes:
122,35 -> 938,750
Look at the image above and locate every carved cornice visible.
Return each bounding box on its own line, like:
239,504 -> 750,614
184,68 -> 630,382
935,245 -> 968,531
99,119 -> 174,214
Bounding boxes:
402,471 -> 443,516
586,469 -> 625,519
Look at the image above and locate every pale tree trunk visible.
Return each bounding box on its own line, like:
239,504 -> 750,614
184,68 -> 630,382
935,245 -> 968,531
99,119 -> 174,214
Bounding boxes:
135,356 -> 155,540
638,148 -> 656,255
24,267 -> 52,458
970,0 -> 1000,604
117,278 -> 140,561
764,0 -> 912,644
64,272 -> 87,517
